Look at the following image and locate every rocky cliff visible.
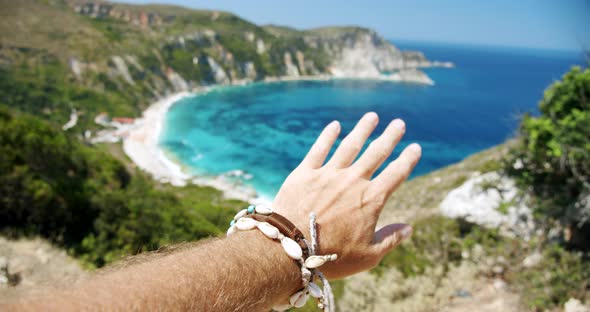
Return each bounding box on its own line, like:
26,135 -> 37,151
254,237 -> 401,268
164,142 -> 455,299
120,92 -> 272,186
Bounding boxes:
0,0 -> 451,131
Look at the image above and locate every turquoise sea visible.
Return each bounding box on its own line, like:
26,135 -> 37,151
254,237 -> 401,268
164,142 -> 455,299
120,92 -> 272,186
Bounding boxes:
160,41 -> 586,198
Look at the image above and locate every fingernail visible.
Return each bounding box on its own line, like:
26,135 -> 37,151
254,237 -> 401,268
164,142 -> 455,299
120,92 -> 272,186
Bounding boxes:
391,119 -> 405,130
365,112 -> 378,123
400,226 -> 413,239
408,143 -> 422,155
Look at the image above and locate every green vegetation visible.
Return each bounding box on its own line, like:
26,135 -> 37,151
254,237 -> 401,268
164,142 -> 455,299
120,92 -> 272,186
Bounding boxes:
0,53 -> 138,129
374,215 -> 589,309
513,244 -> 590,309
0,108 -> 243,267
507,67 -> 590,245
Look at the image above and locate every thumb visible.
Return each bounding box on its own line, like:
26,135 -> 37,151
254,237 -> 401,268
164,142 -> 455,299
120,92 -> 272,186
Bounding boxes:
372,223 -> 413,256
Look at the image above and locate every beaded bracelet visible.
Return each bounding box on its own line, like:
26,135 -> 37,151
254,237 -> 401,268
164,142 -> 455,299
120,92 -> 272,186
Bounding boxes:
227,205 -> 337,312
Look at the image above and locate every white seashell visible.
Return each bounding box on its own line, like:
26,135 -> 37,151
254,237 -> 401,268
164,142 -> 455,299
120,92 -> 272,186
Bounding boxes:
235,217 -> 257,230
281,237 -> 303,260
226,226 -> 236,236
272,303 -> 291,311
308,282 -> 322,298
305,255 -> 328,269
301,266 -> 312,281
289,289 -> 310,308
256,222 -> 279,239
233,209 -> 248,220
301,277 -> 309,287
328,254 -> 338,261
255,205 -> 273,215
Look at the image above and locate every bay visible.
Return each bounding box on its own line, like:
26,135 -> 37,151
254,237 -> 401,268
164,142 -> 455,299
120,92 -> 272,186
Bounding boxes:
160,41 -> 585,197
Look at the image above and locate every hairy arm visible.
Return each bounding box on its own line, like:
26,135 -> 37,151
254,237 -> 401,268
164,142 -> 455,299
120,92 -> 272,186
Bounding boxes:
12,231 -> 300,311
8,112 -> 421,311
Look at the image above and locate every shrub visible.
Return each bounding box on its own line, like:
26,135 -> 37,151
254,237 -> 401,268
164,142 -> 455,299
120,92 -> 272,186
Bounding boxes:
0,108 -> 244,267
506,66 -> 590,247
512,244 -> 590,309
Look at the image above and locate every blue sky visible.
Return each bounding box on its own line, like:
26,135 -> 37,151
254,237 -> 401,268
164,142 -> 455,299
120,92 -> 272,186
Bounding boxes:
122,0 -> 589,51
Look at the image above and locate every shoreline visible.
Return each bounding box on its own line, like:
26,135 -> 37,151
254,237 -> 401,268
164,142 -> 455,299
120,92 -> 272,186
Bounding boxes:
122,87 -> 268,204
122,72 -> 439,203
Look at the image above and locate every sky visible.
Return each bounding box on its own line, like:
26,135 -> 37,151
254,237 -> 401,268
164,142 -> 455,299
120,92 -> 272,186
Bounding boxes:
120,0 -> 590,51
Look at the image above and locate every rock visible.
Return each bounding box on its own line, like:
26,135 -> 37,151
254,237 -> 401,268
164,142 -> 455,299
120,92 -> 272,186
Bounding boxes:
295,50 -> 306,75
164,68 -> 189,91
69,58 -> 83,79
454,289 -> 472,298
0,256 -> 8,270
461,250 -> 470,259
390,68 -> 434,85
493,278 -> 507,291
244,31 -> 255,42
283,52 -> 300,77
256,38 -> 266,54
242,62 -> 257,80
522,252 -> 542,268
35,248 -> 50,264
492,265 -> 504,275
111,56 -> 135,85
315,31 -> 403,78
401,51 -> 431,67
124,55 -> 144,72
439,172 -> 535,240
206,57 -> 230,84
565,298 -> 590,312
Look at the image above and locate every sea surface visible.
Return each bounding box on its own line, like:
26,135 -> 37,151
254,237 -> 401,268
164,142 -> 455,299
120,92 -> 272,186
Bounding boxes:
160,41 -> 585,198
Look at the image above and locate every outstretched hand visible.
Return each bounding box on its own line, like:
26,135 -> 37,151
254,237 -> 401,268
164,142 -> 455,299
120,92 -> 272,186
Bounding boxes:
273,112 -> 421,279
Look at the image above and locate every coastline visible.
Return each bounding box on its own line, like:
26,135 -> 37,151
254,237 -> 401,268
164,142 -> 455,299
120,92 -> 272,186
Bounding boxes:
122,72 -> 439,203
123,87 -> 266,204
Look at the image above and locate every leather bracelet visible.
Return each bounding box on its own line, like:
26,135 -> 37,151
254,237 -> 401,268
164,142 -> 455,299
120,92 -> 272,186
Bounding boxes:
248,213 -> 309,258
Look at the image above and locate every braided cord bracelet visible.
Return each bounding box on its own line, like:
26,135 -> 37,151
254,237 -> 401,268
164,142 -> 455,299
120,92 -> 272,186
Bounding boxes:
227,205 -> 337,312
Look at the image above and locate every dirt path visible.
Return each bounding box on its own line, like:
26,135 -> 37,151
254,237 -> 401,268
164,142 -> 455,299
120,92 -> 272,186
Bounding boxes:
0,237 -> 86,303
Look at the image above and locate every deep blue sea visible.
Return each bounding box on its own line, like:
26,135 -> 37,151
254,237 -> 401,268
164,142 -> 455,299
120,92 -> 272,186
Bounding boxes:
160,41 -> 585,198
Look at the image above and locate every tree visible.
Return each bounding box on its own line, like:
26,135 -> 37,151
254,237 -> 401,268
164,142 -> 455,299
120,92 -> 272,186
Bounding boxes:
507,67 -> 590,248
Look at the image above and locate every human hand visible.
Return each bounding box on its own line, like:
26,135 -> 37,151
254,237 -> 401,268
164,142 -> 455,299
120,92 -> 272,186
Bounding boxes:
272,112 -> 421,279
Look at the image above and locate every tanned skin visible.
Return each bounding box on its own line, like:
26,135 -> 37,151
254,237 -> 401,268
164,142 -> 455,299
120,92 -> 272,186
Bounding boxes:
6,112 -> 421,311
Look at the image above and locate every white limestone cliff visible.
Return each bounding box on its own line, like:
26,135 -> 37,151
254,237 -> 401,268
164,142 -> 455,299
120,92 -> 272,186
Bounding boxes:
207,57 -> 230,84
283,52 -> 300,77
111,56 -> 134,85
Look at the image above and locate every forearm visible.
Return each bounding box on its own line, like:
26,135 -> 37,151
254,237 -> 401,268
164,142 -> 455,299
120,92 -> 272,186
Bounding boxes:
12,231 -> 300,311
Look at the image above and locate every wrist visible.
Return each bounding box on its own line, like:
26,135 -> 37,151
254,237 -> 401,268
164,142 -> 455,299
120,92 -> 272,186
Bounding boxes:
226,229 -> 302,296
228,206 -> 339,311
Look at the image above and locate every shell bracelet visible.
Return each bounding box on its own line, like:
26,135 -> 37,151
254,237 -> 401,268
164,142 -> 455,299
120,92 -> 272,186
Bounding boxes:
227,205 -> 338,312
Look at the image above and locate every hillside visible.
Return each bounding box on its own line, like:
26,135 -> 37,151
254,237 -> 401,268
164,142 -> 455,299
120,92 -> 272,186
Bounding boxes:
0,0 -> 442,134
